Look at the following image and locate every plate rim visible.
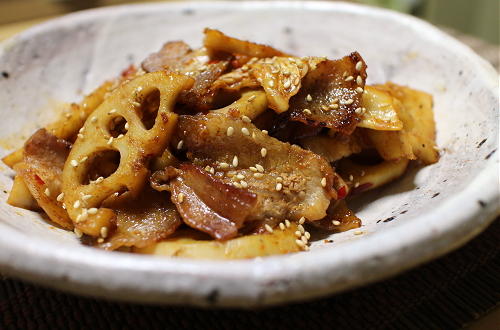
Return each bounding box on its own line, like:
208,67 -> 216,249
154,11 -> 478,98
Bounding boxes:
0,1 -> 498,307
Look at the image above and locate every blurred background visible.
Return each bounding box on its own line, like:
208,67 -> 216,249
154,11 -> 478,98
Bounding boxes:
0,0 -> 498,43
0,0 -> 498,69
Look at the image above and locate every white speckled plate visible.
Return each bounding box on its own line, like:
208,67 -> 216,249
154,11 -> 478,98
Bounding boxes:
0,1 -> 498,307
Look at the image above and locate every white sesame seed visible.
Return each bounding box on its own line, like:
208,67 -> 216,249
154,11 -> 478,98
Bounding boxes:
306,94 -> 312,102
321,177 -> 327,187
279,223 -> 285,230
77,134 -> 84,139
116,134 -> 124,139
107,137 -> 113,145
276,176 -> 283,183
90,116 -> 97,123
356,87 -> 364,93
97,238 -> 104,243
355,107 -> 363,114
232,156 -> 239,167
265,224 -> 274,233
261,148 -> 267,157
262,130 -> 268,135
268,80 -> 275,88
355,61 -> 363,71
349,174 -> 354,181
62,203 -> 66,210
283,80 -> 291,89
177,193 -> 185,203
253,173 -> 264,178
298,224 -> 305,234
241,115 -> 251,123
124,122 -> 129,130
79,127 -> 85,134
295,230 -> 302,237
345,76 -> 354,82
82,194 -> 92,201
240,180 -> 248,188
78,156 -> 88,164
177,140 -> 184,150
255,164 -> 264,173
251,132 -> 256,139
321,105 -> 329,111
247,95 -> 256,101
341,99 -> 354,105
301,235 -> 308,244
285,219 -> 291,228
70,159 -> 78,167
303,109 -> 312,115
56,192 -> 64,202
73,200 -> 81,209
96,177 -> 104,183
131,101 -> 141,107
354,230 -> 363,235
74,228 -> 83,238
236,174 -> 245,180
205,165 -> 211,172
44,187 -> 50,197
354,182 -> 360,188
108,109 -> 117,115
88,208 -> 98,215
295,239 -> 306,248
332,220 -> 341,226
329,104 -> 339,110
100,226 -> 108,238
209,167 -> 215,174
233,182 -> 242,188
65,113 -> 71,119
304,231 -> 311,240
249,166 -> 258,172
227,126 -> 234,136
241,127 -> 250,136
299,217 -> 306,225
218,162 -> 229,169
79,209 -> 88,222
276,183 -> 283,191
356,76 -> 363,85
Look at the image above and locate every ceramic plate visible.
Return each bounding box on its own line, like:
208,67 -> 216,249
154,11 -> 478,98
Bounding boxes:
0,1 -> 498,307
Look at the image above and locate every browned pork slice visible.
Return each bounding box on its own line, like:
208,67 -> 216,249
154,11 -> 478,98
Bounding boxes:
16,129 -> 73,229
141,41 -> 229,110
289,52 -> 367,134
98,188 -> 182,250
170,164 -> 257,240
173,111 -> 336,228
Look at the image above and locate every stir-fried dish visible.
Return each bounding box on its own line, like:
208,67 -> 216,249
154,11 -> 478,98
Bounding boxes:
3,29 -> 439,259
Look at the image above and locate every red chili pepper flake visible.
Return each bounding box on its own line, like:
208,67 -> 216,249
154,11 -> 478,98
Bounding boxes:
337,186 -> 347,199
121,64 -> 137,79
34,174 -> 45,185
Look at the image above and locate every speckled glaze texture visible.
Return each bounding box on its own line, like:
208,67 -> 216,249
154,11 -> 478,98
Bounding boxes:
0,2 -> 498,307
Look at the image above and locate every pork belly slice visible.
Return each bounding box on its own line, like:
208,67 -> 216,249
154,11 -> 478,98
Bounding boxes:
289,52 -> 367,134
175,111 -> 337,226
16,129 -> 73,229
170,164 -> 257,240
98,187 -> 182,250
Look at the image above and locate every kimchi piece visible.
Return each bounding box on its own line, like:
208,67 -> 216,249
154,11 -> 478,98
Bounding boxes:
4,29 -> 439,259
